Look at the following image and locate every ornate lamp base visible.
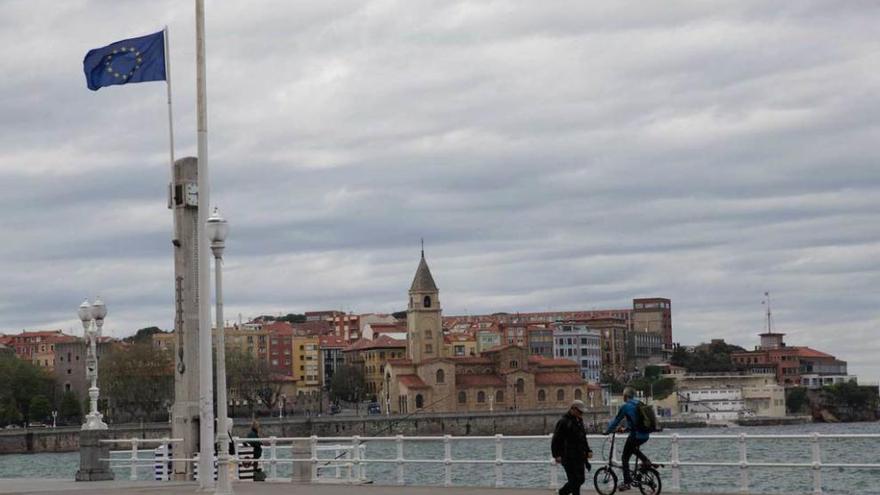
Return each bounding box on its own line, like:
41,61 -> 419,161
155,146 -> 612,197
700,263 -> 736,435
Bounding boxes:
82,412 -> 108,430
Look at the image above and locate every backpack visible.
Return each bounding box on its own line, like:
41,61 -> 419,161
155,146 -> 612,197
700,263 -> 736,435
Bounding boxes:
636,401 -> 659,433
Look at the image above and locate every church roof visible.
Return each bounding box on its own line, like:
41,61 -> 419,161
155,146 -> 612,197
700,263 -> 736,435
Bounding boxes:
398,374 -> 430,389
456,374 -> 506,388
410,253 -> 438,292
534,372 -> 586,386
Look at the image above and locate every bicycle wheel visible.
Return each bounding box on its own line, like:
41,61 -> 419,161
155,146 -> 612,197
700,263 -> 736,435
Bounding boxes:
637,467 -> 662,495
593,466 -> 618,495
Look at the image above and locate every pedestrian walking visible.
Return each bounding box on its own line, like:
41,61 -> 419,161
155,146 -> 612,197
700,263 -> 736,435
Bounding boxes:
552,400 -> 593,495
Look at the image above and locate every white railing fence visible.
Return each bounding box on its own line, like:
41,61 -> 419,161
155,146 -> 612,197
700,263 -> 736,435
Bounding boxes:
102,433 -> 880,493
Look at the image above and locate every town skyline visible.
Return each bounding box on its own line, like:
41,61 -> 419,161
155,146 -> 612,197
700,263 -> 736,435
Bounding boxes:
0,1 -> 877,385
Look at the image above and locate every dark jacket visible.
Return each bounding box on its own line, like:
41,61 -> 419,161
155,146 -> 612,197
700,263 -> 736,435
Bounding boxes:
247,428 -> 263,459
551,412 -> 592,464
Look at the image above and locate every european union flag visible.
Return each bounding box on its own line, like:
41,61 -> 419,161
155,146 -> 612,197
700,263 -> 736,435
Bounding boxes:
83,31 -> 166,91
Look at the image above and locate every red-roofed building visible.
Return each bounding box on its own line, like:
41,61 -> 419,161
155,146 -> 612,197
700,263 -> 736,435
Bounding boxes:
343,335 -> 406,398
731,332 -> 850,387
6,330 -> 77,370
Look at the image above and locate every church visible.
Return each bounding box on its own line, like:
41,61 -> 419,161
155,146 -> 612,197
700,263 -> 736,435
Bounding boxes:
383,251 -> 599,414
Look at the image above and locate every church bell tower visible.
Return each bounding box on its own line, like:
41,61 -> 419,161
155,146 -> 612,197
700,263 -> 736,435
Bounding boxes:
407,247 -> 442,364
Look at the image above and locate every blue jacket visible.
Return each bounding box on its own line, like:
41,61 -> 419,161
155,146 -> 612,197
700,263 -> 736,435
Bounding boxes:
606,398 -> 650,441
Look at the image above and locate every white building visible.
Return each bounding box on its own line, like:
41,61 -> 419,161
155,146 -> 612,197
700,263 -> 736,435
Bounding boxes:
655,371 -> 786,419
552,320 -> 601,382
801,373 -> 857,389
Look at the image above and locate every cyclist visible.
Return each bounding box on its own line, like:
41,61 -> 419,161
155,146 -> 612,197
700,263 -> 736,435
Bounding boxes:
604,387 -> 652,492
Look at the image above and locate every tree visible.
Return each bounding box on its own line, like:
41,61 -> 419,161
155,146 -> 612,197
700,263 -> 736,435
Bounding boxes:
28,395 -> 51,424
0,353 -> 54,425
669,341 -> 744,373
225,349 -> 282,414
329,364 -> 366,403
99,343 -> 173,422
786,387 -> 808,414
391,311 -> 407,320
59,390 -> 82,423
124,326 -> 166,343
0,397 -> 23,426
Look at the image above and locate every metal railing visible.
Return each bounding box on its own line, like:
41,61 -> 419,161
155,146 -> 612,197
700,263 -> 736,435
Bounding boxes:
101,433 -> 880,493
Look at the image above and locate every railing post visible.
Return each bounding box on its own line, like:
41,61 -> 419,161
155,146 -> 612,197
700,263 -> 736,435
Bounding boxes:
670,433 -> 681,492
268,436 -> 278,481
494,434 -> 503,487
130,438 -> 139,481
359,444 -> 368,482
738,433 -> 749,493
310,436 -> 318,481
443,435 -> 452,487
159,440 -> 169,481
396,435 -> 405,485
548,434 -> 557,489
351,435 -> 362,482
811,432 -> 822,495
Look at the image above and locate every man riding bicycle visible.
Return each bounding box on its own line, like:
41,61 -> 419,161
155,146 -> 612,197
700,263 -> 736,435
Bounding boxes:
604,387 -> 652,492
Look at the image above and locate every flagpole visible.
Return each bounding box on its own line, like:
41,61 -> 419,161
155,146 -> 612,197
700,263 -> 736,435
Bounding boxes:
164,26 -> 179,247
195,0 -> 215,490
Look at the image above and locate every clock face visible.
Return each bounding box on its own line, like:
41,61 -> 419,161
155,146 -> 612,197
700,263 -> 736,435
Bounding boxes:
185,183 -> 198,206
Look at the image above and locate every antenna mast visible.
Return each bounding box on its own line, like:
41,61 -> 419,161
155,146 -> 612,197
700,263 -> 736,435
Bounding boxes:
764,291 -> 772,333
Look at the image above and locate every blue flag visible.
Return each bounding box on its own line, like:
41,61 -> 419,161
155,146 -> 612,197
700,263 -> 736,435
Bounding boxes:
83,31 -> 166,91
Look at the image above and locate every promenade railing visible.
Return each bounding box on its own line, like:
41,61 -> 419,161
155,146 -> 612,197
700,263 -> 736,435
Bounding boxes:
102,432 -> 880,494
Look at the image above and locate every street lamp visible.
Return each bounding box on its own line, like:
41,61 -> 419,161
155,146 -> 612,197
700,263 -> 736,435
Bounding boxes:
207,206 -> 233,495
51,410 -> 57,429
78,298 -> 108,430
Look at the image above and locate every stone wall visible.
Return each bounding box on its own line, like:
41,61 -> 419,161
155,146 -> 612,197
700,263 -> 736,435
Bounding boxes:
0,408 -> 610,455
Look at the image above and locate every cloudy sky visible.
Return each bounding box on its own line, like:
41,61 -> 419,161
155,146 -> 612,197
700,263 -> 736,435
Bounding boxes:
0,1 -> 877,382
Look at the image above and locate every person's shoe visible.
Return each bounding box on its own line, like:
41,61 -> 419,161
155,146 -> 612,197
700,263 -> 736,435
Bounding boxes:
618,483 -> 632,492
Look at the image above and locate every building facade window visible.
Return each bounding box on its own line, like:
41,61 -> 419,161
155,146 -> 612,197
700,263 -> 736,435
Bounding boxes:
496,390 -> 504,403
423,296 -> 432,308
538,389 -> 546,402
557,389 -> 565,401
436,369 -> 445,384
415,394 -> 424,409
458,391 -> 466,403
574,389 -> 582,400
516,378 -> 525,394
477,391 -> 486,403
509,360 -> 518,369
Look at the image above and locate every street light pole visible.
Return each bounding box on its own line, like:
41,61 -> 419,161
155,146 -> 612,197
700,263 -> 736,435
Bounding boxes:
79,298 -> 108,430
207,207 -> 232,495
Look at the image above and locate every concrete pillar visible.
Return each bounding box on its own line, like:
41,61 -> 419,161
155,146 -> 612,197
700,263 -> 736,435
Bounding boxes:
170,156 -> 202,480
76,430 -> 114,481
290,439 -> 313,483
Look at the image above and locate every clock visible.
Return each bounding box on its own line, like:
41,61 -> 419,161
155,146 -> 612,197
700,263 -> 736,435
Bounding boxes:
185,183 -> 198,206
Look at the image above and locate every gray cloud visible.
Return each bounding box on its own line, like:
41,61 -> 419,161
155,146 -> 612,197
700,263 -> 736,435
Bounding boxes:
0,0 -> 878,382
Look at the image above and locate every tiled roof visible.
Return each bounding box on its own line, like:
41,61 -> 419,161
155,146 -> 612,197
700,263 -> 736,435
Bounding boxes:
482,344 -> 524,353
456,374 -> 506,388
292,320 -> 333,336
450,356 -> 493,365
529,356 -> 579,367
793,347 -> 835,359
534,372 -> 585,386
263,321 -> 294,335
319,335 -> 348,348
344,334 -> 405,352
397,374 -> 430,389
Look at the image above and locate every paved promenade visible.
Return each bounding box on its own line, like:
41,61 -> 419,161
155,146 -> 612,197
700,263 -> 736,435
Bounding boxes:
0,479 -> 745,495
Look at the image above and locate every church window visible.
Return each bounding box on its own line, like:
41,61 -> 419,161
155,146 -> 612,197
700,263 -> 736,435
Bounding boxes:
575,388 -> 583,400
415,394 -> 424,409
458,391 -> 466,404
516,378 -> 525,394
477,391 -> 486,403
436,369 -> 445,384
423,296 -> 432,308
425,330 -> 432,339
509,360 -> 518,369
425,344 -> 433,354
538,389 -> 546,402
496,390 -> 504,403
557,389 -> 565,401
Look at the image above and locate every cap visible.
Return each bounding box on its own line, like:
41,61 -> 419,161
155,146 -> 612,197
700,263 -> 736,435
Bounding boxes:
571,400 -> 587,413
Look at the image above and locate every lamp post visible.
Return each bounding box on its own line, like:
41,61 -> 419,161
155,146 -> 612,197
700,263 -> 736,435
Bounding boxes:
207,207 -> 232,495
51,410 -> 57,429
78,298 -> 108,430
